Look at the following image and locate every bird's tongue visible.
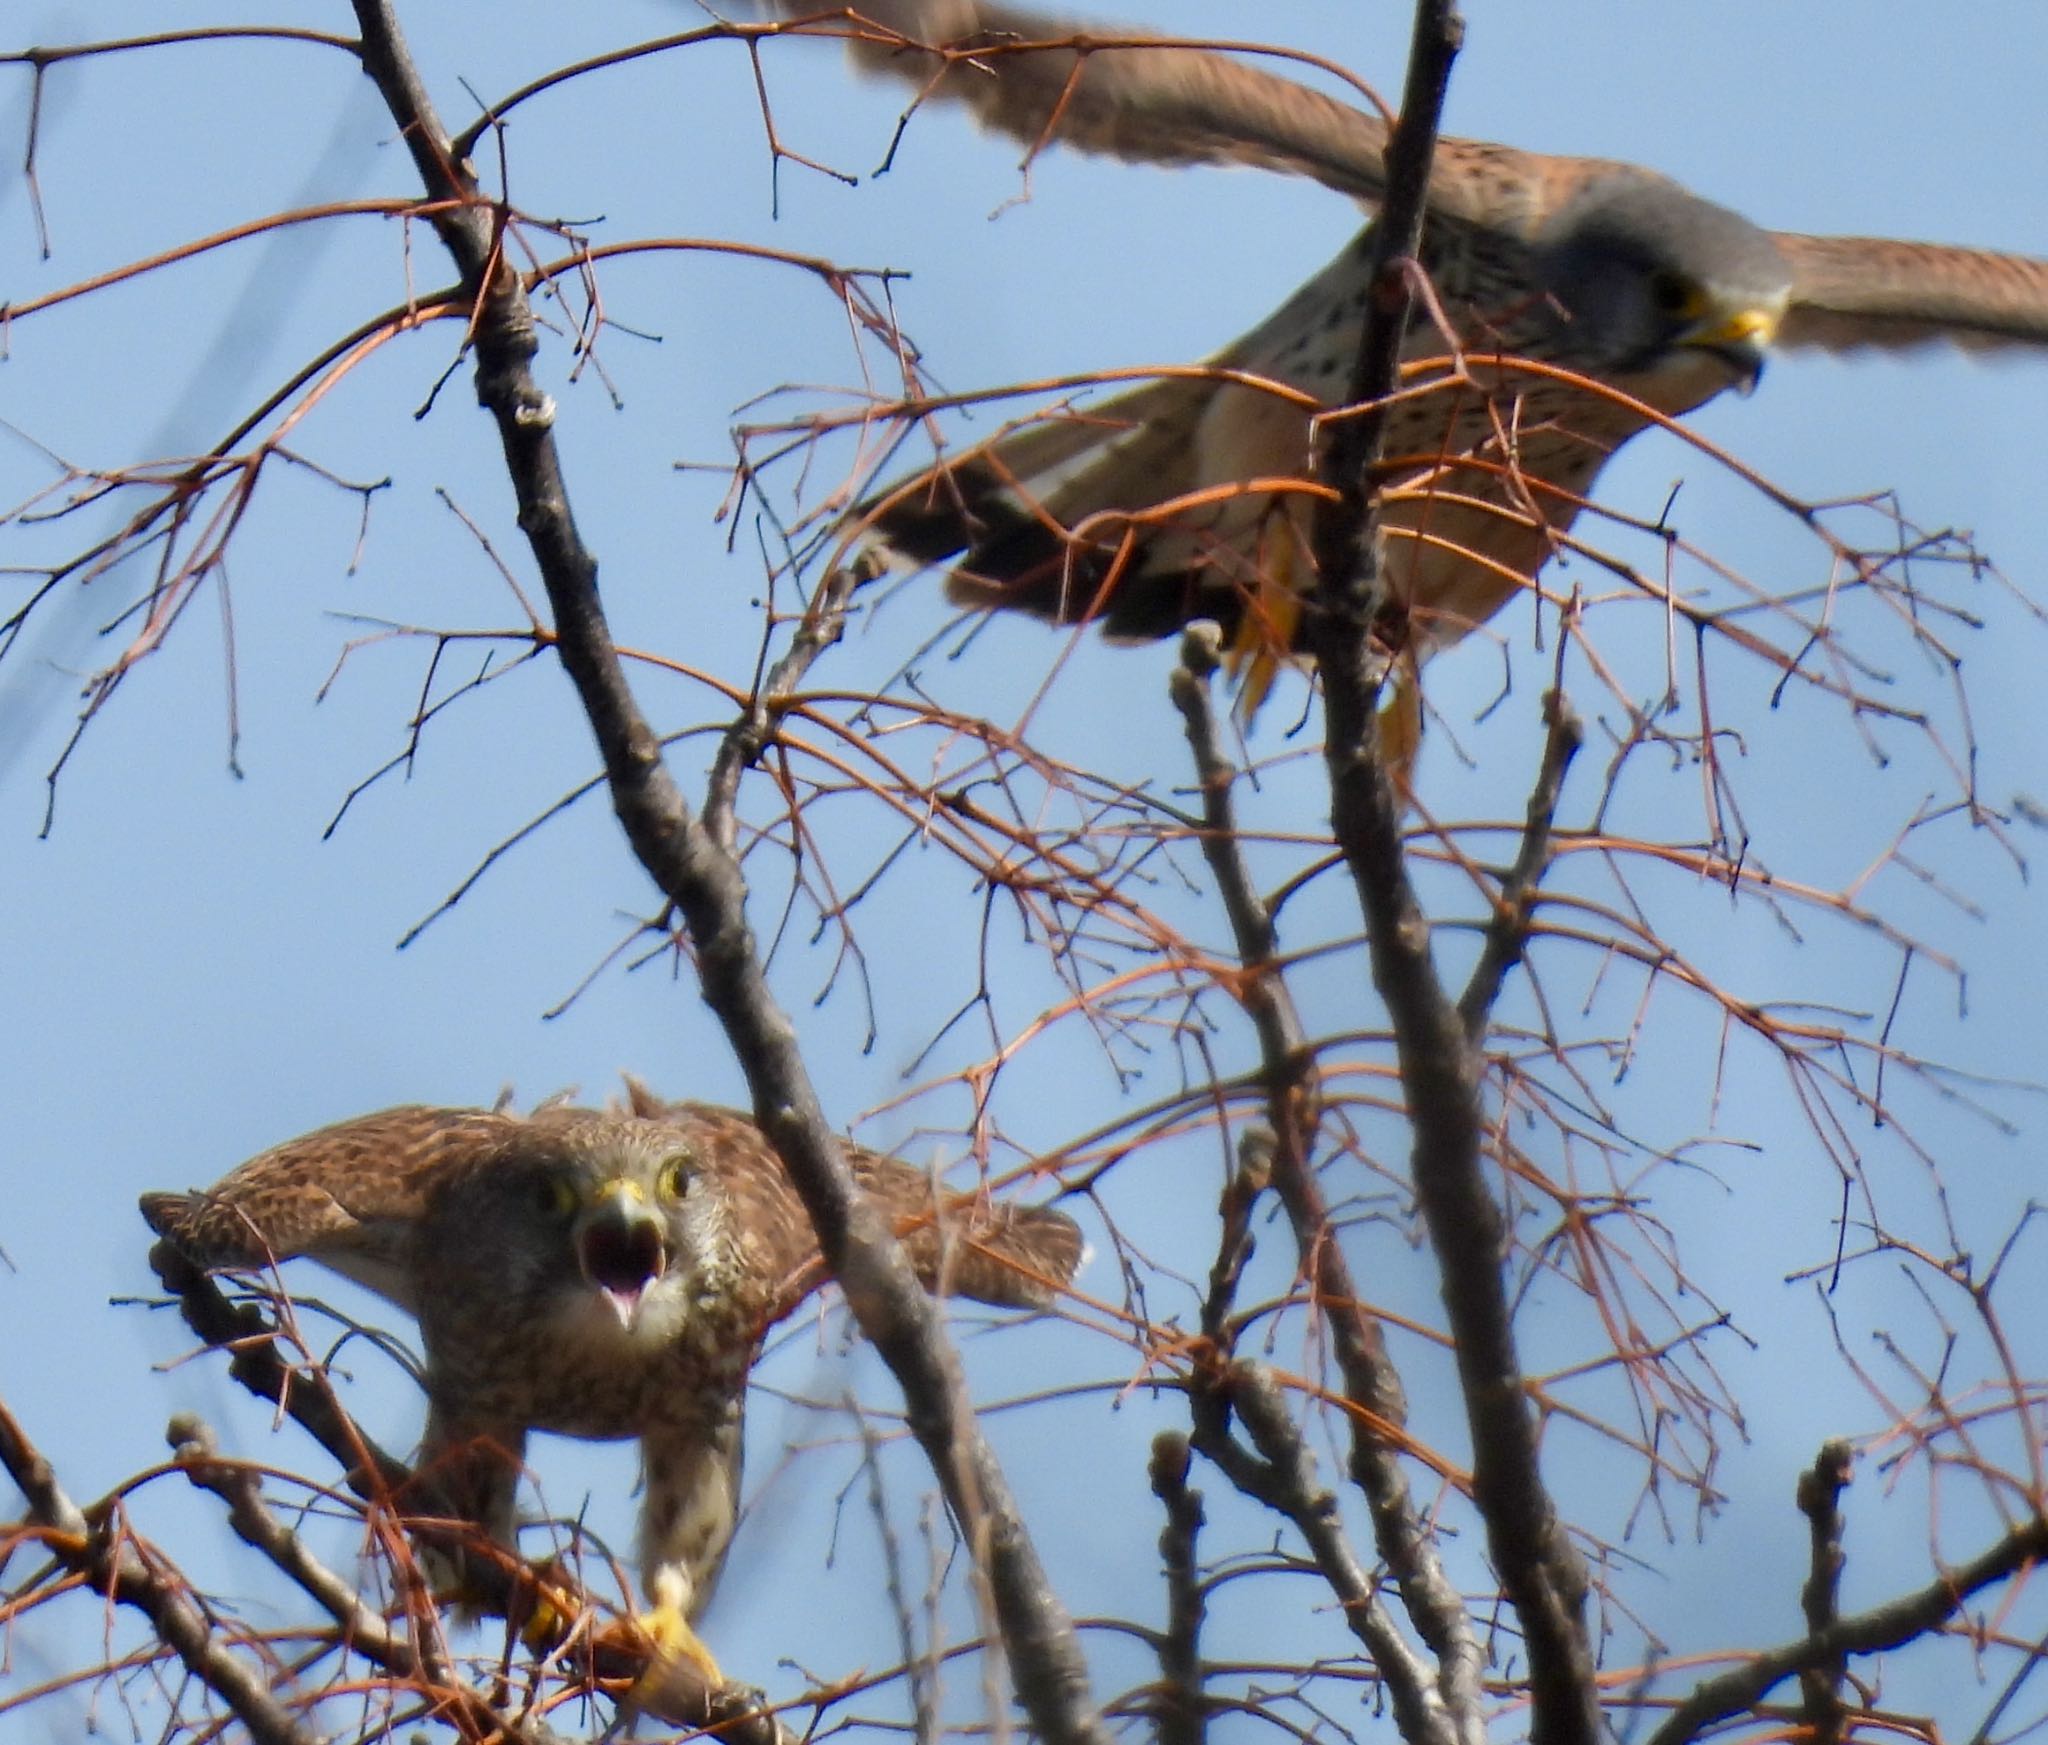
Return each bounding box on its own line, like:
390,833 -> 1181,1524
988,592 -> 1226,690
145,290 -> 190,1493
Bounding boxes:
582,1221 -> 665,1327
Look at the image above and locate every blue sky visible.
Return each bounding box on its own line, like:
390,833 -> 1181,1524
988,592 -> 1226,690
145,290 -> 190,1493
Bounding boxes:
5,2 -> 2048,1738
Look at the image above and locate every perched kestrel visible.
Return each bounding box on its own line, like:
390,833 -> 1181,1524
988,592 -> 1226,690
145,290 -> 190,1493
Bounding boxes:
141,1086 -> 1082,1680
782,1 -> 2048,712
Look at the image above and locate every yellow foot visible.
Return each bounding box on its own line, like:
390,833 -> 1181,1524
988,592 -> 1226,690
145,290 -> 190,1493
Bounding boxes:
638,1592 -> 723,1689
514,1568 -> 577,1650
621,1566 -> 724,1719
1376,665 -> 1423,791
1225,565 -> 1304,725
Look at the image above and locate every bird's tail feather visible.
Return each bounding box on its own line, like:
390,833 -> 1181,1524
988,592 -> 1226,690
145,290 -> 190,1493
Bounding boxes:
871,374 -> 1226,640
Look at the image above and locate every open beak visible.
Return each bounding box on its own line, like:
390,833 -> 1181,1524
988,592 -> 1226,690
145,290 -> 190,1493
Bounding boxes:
1681,303 -> 1780,394
574,1181 -> 668,1328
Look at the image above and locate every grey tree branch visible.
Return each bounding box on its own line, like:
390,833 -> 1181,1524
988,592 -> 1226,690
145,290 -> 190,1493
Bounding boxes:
165,1413 -> 572,1745
0,1395 -> 318,1745
1186,1362 -> 1448,1745
344,4 -> 1103,1738
168,1414 -> 407,1665
1798,1440 -> 1852,1745
1170,623 -> 1485,1744
1650,1508 -> 2048,1745
1148,1431 -> 1208,1745
705,553 -> 873,855
1300,6 -> 1600,1745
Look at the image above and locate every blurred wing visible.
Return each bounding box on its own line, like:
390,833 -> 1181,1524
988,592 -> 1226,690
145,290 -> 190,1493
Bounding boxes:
139,1106 -> 522,1311
1774,233 -> 2048,352
769,0 -> 1396,203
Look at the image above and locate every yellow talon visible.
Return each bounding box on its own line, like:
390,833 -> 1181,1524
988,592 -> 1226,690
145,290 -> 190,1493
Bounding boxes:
1224,530 -> 1305,723
1215,517 -> 1424,791
1375,663 -> 1424,791
517,1579 -> 571,1650
636,1567 -> 724,1691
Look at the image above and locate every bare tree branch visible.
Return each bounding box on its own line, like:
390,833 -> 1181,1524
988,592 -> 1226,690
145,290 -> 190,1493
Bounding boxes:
165,1414 -> 575,1745
1795,1438 -> 1854,1745
1651,1508 -> 2048,1745
167,1415 -> 405,1664
1300,5 -> 1601,1744
1187,1362 -> 1451,1745
1148,1431 -> 1208,1745
1170,622 -> 1486,1743
341,4 -> 1104,1737
0,1396 -> 319,1745
1454,690 -> 1582,1045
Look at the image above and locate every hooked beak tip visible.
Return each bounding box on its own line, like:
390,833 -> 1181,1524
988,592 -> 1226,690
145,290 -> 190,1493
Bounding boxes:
1683,304 -> 1778,394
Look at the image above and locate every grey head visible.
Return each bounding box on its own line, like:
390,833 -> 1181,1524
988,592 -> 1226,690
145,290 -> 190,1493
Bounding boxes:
1529,171 -> 1795,384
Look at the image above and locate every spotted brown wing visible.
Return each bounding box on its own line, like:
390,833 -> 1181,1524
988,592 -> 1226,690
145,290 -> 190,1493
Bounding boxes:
1774,233 -> 2048,352
139,1105 -> 524,1312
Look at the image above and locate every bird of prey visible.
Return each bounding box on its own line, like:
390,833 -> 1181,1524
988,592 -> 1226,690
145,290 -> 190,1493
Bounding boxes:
141,1087 -> 1083,1683
777,0 -> 2048,727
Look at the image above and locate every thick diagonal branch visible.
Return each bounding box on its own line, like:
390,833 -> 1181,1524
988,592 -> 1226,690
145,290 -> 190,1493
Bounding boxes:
1302,6 -> 1600,1745
1187,1362 -> 1443,1742
345,6 -> 1101,1738
164,1413 -> 576,1745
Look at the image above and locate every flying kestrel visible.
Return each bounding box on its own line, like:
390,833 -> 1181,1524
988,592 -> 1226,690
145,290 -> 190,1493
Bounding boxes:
141,1085 -> 1082,1682
779,1 -> 2048,720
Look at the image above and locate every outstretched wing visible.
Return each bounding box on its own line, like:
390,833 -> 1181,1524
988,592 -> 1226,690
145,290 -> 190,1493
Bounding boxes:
783,2 -> 2048,352
1773,233 -> 2048,352
140,1106 -> 525,1312
771,0 -> 1395,201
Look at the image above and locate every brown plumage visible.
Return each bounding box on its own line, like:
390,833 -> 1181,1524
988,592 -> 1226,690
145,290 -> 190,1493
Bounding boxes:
142,1087 -> 1081,1677
777,1 -> 2048,700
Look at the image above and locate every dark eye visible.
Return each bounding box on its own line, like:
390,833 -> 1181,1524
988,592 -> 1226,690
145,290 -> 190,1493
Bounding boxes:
1649,269 -> 1700,317
655,1153 -> 691,1203
536,1172 -> 578,1219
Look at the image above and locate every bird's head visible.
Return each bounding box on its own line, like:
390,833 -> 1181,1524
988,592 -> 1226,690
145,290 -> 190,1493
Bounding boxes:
1532,172 -> 1793,400
481,1117 -> 730,1341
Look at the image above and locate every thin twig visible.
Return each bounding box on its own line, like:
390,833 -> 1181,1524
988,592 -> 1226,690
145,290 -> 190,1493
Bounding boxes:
705,552 -> 875,854
1454,690 -> 1583,1044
